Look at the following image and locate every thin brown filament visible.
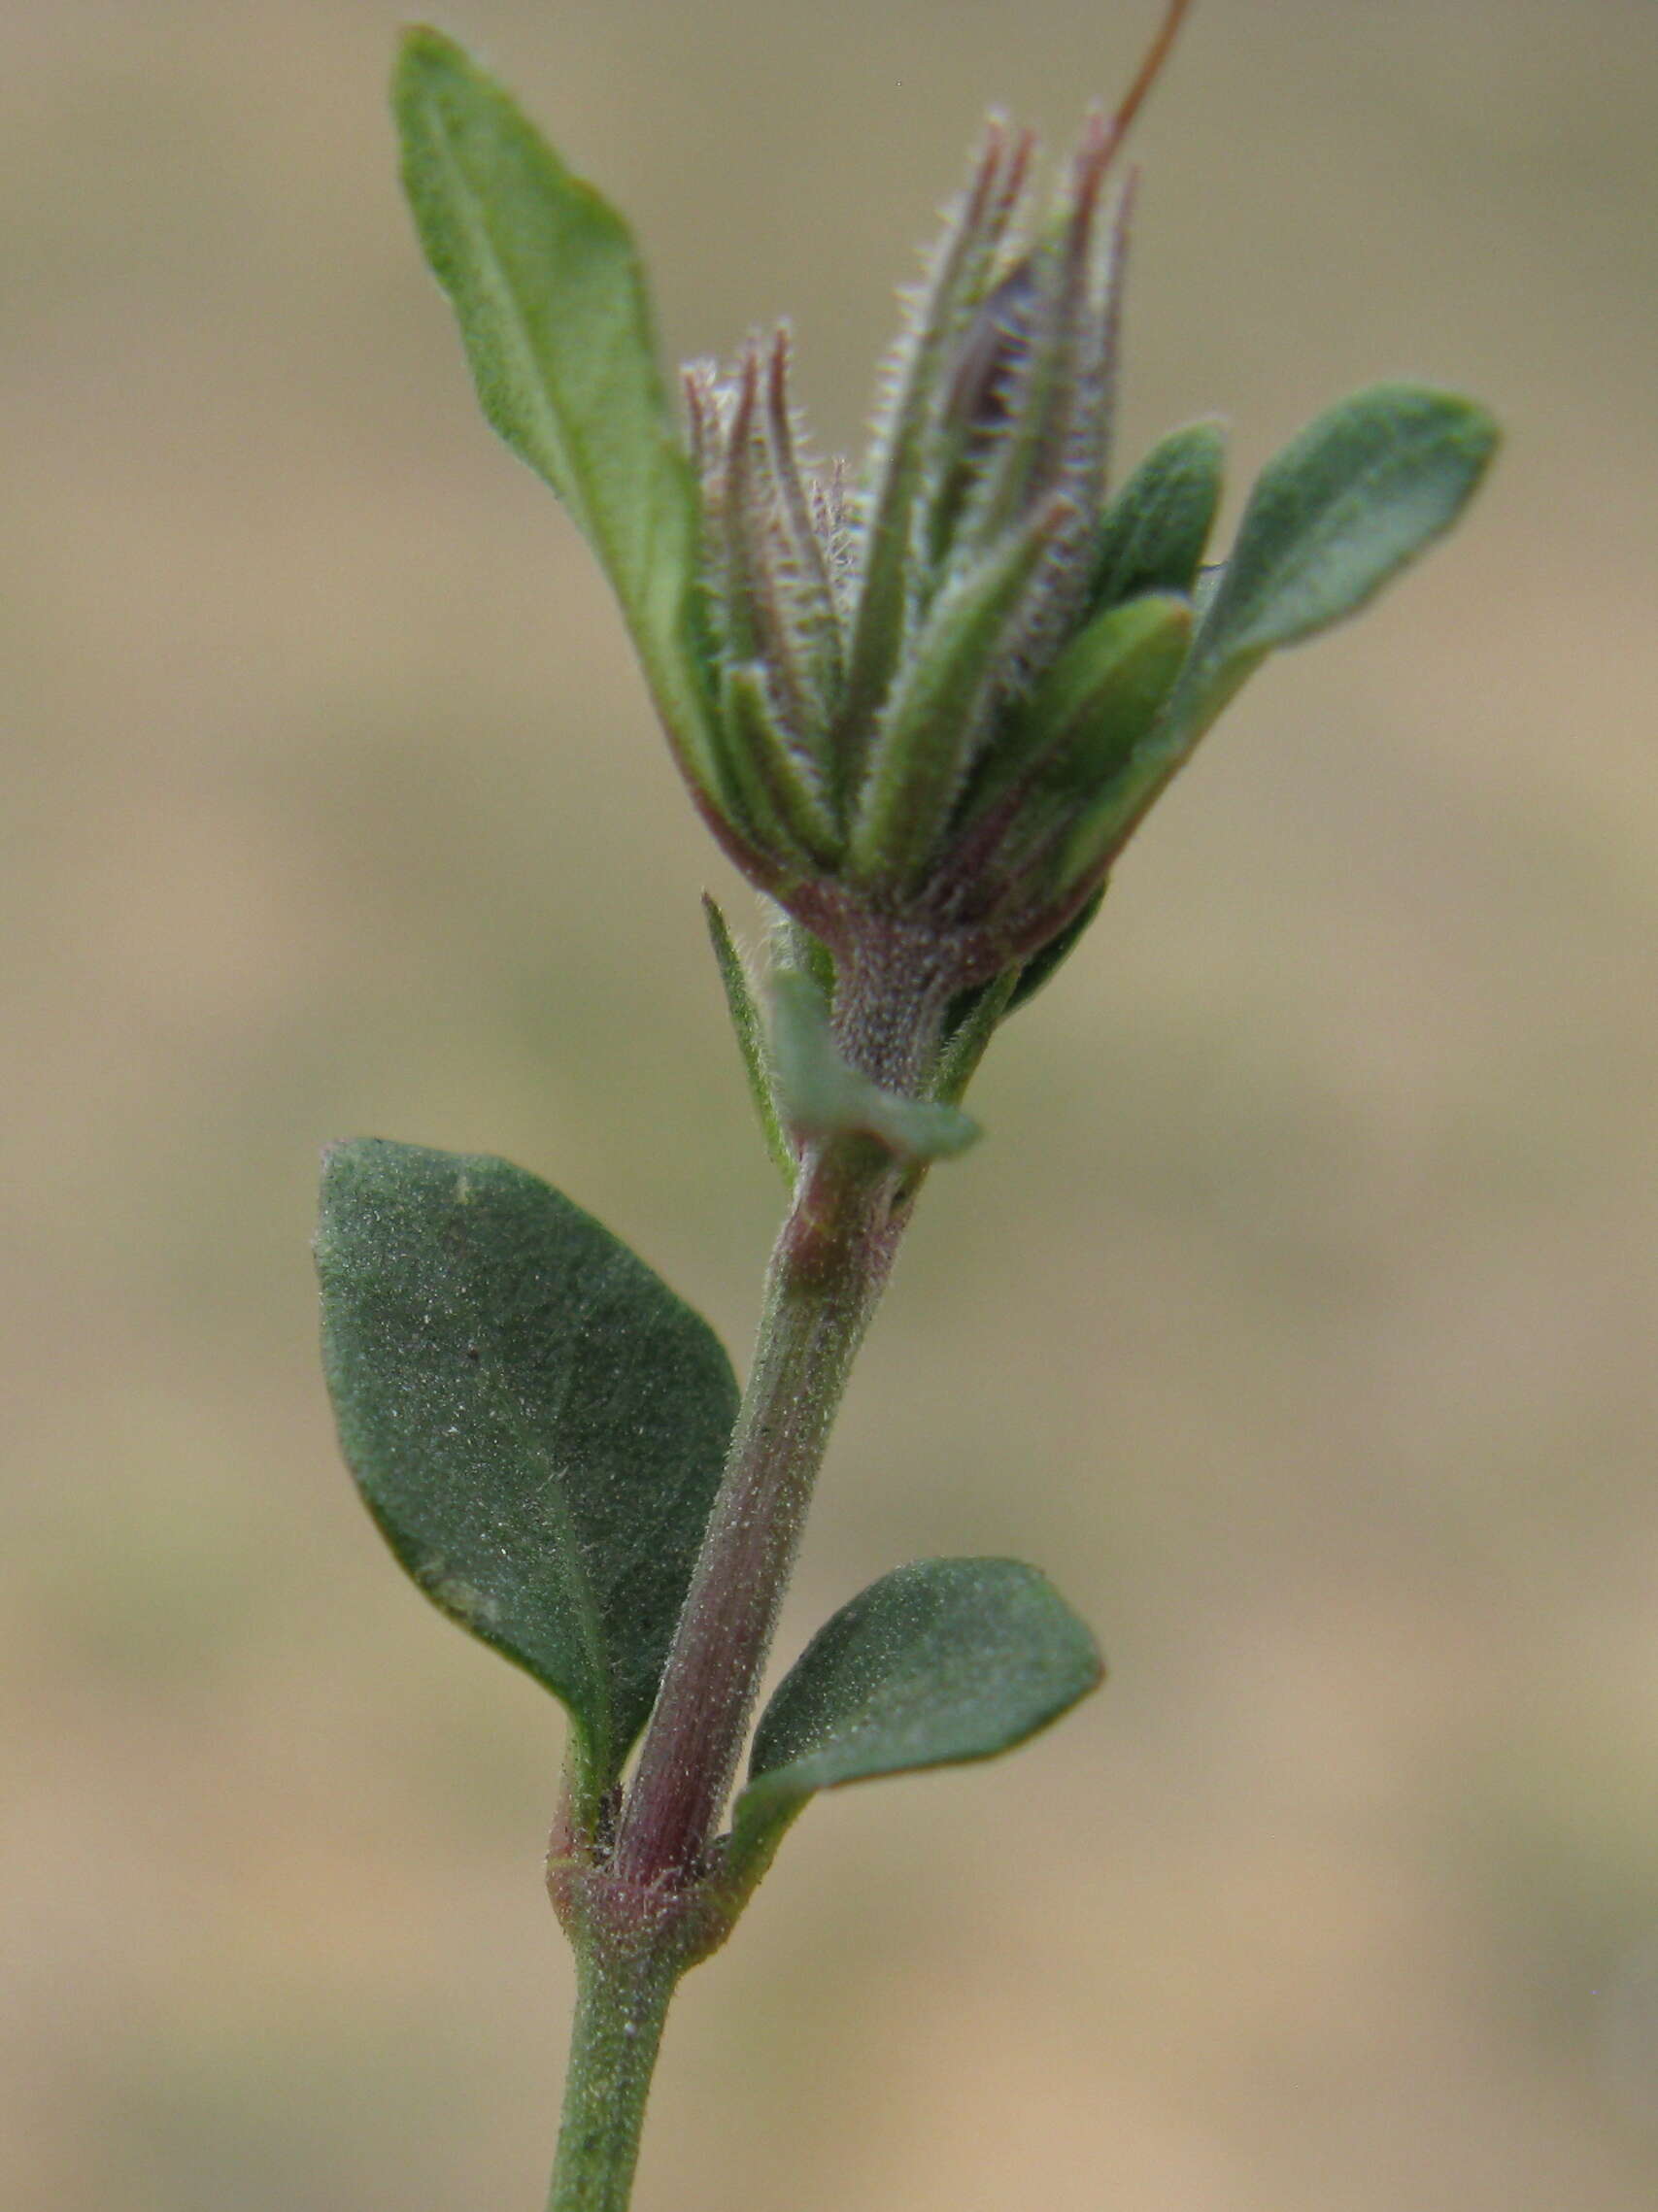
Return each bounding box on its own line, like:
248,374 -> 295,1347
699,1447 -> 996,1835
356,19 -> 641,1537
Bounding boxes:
1100,0 -> 1196,170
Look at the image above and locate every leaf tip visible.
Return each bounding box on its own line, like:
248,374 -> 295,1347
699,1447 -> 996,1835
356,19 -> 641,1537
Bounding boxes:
392,21 -> 462,103
318,1132 -> 366,1202
1446,390 -> 1502,479
1402,375 -> 1499,447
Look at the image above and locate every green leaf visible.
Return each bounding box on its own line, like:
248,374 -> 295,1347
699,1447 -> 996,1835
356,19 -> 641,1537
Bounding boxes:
1059,384 -> 1498,888
1089,418 -> 1225,612
393,28 -> 720,800
317,1139 -> 738,1809
728,1558 -> 1102,1868
703,893 -> 794,1187
1193,383 -> 1498,676
769,970 -> 980,1164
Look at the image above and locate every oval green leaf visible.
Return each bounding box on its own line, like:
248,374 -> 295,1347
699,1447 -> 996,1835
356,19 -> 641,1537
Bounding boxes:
1196,382 -> 1498,669
729,1558 -> 1102,1870
317,1139 -> 738,1808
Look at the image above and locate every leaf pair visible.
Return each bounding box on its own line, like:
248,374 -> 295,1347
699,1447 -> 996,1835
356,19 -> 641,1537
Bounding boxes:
318,1142 -> 1100,1847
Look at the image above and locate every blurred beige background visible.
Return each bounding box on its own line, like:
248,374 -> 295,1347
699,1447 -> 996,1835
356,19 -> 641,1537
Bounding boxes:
5,3 -> 1656,2207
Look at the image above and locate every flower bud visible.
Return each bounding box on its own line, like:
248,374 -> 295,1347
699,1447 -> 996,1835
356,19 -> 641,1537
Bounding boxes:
686,85 -> 1161,991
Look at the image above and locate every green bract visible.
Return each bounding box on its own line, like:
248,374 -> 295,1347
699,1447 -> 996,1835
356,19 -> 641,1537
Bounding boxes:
768,969 -> 981,1165
702,893 -> 794,1185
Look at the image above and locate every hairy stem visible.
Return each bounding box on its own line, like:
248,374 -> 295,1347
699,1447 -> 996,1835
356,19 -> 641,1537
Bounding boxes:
546,943 -> 951,2212
612,1140 -> 902,1884
545,1940 -> 676,2212
614,939 -> 946,1887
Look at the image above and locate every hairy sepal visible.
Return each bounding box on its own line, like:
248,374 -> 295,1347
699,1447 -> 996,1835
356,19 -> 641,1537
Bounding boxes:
848,494 -> 1074,891
839,124 -> 1033,762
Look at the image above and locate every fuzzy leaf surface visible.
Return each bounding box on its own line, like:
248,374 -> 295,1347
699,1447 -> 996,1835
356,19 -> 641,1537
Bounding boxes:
393,28 -> 716,789
1191,384 -> 1497,676
317,1139 -> 738,1803
1089,418 -> 1225,612
732,1558 -> 1102,1860
1068,385 -> 1498,878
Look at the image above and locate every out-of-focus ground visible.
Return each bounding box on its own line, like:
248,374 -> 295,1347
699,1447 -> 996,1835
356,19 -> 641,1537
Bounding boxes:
4,4 -> 1656,2206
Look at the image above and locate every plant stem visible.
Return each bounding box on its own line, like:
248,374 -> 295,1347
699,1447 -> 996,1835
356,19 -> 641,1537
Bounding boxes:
614,938 -> 946,1888
550,1164 -> 895,2206
549,943 -> 950,2209
549,1124 -> 907,2208
612,1138 -> 901,1885
546,1939 -> 677,2212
